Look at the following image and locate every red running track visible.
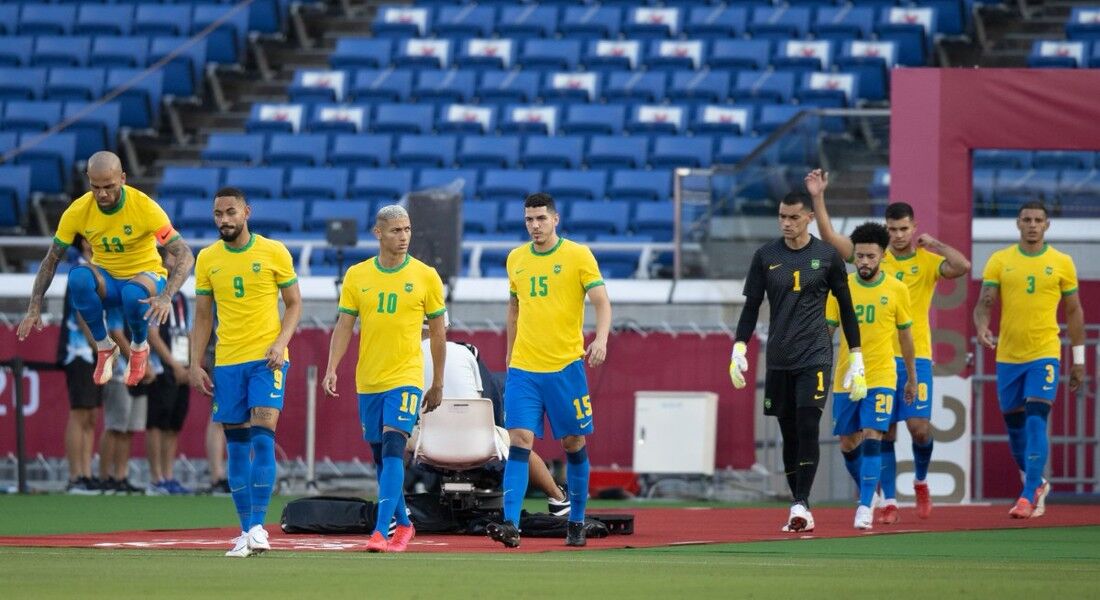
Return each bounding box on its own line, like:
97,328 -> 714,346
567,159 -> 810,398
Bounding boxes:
1,504 -> 1098,554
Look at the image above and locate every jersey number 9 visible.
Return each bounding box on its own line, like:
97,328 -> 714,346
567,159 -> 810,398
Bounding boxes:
233,276 -> 245,298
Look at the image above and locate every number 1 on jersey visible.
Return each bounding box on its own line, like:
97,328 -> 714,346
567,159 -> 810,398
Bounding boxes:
399,391 -> 418,415
792,270 -> 801,291
572,395 -> 592,420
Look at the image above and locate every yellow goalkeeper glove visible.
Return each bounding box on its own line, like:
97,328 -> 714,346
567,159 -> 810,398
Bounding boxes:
843,350 -> 867,401
729,341 -> 749,389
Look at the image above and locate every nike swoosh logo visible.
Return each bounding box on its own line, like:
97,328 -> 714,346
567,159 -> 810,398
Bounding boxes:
211,268 -> 222,274
1042,385 -> 1054,391
361,287 -> 371,293
1005,268 -> 1014,272
914,404 -> 928,410
769,264 -> 782,270
269,393 -> 281,398
84,229 -> 94,234
876,417 -> 889,422
579,420 -> 592,428
515,269 -> 526,274
398,416 -> 411,421
814,394 -> 825,400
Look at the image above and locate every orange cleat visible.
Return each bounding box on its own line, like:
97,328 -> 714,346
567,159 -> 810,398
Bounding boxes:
388,524 -> 415,553
914,481 -> 932,519
876,504 -> 900,525
93,345 -> 119,385
125,344 -> 149,386
366,531 -> 388,553
1031,480 -> 1051,518
1009,497 -> 1034,519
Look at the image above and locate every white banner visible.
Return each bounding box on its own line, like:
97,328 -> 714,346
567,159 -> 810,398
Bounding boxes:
894,375 -> 972,504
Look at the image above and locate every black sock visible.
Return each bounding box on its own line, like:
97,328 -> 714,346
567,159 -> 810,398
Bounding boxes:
793,406 -> 823,507
778,415 -> 799,500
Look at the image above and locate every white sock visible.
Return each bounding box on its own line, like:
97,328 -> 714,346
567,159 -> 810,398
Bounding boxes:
131,340 -> 149,351
96,339 -> 115,351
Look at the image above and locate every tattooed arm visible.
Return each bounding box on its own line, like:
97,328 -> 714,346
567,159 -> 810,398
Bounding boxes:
18,241 -> 68,340
142,237 -> 194,325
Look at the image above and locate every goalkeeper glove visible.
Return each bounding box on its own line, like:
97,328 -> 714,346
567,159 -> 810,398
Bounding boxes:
729,341 -> 749,389
843,350 -> 867,401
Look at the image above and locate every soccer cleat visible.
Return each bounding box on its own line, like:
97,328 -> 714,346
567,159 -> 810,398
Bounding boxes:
388,524 -> 415,553
871,488 -> 886,522
565,521 -> 587,547
876,504 -> 900,525
785,503 -> 815,533
92,345 -> 119,385
1031,479 -> 1051,518
1009,497 -> 1034,519
225,532 -> 252,557
247,525 -> 270,555
549,486 -> 571,517
914,481 -> 932,519
854,505 -> 873,530
125,344 -> 150,386
487,521 -> 521,549
366,531 -> 389,553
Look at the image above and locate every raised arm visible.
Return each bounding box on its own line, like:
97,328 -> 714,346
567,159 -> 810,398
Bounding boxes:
585,284 -> 611,367
806,169 -> 854,261
17,241 -> 68,340
322,312 -> 357,397
1064,292 -> 1086,392
918,234 -> 971,280
189,294 -> 215,395
973,285 -> 999,351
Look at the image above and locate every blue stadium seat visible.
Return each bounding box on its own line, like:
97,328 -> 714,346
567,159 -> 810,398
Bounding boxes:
1027,41 -> 1085,68
541,71 -> 599,103
308,104 -> 368,135
716,135 -> 766,164
223,167 -> 285,199
477,71 -> 540,103
395,134 -> 457,169
709,39 -> 771,70
609,169 -> 671,203
192,4 -> 249,64
875,7 -> 934,66
307,200 -> 373,232
813,7 -> 875,42
732,71 -> 796,105
350,68 -> 413,103
480,169 -> 543,202
245,103 -> 303,135
497,5 -> 559,39
626,104 -> 686,135
414,69 -> 476,103
522,136 -> 583,169
1067,8 -> 1100,43
458,135 -> 520,169
1032,151 -> 1094,170
62,101 -> 121,156
0,37 -> 33,67
650,136 -> 713,169
592,248 -> 641,278
773,40 -> 835,75
668,71 -> 730,105
972,149 -> 1032,170
0,165 -> 31,227
373,103 -> 434,135
632,201 -> 674,241
372,6 -> 432,39
562,104 -> 625,135
692,105 -> 754,136
160,167 -> 222,200
604,72 -> 666,103
545,169 -> 607,201
266,133 -> 328,167
329,134 -> 392,168
433,5 -> 496,38
350,167 -> 413,201
0,67 -> 46,101
105,68 -> 163,129
287,167 -> 350,200
971,168 -> 996,208
156,198 -> 179,224
463,200 -> 500,234
455,38 -> 517,71
0,6 -> 18,36
19,4 -> 77,36
288,69 -> 347,104
500,104 -> 559,136
44,67 -> 105,102
836,41 -> 895,102
201,133 -> 266,166
177,199 -> 214,231
149,37 -> 207,98
1058,169 -> 1100,210
560,6 -> 622,39
479,246 -> 512,275
757,105 -> 806,135
394,39 -> 452,70
437,103 -> 496,135
330,38 -> 393,70
32,36 -> 91,67
570,201 -> 630,236
587,136 -> 648,170
249,199 -> 305,233
623,7 -> 682,40
684,5 -> 747,39
2,101 -> 62,134
416,168 -> 479,200
645,40 -> 706,71
518,39 -> 581,70
583,39 -> 641,71
133,5 -> 191,37
925,0 -> 965,37
90,36 -> 148,69
748,6 -> 811,39
869,167 -> 890,198
799,72 -> 859,109
76,5 -> 133,36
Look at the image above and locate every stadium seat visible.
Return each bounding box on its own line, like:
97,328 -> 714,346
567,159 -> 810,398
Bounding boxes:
201,133 -> 266,166
748,6 -> 812,40
1057,169 -> 1100,212
522,136 -> 584,169
248,200 -> 305,233
799,72 -> 859,111
1028,41 -> 1086,68
479,246 -> 512,275
350,69 -> 413,103
733,71 -> 797,105
1031,151 -> 1094,170
31,36 -> 90,67
604,72 -> 666,103
458,135 -> 520,169
44,67 -> 105,102
133,5 -> 191,37
373,103 -> 434,135
973,149 -> 1032,170
90,36 -> 148,69
518,39 -> 581,71
350,167 -> 413,201
497,6 -> 559,39
2,101 -> 62,134
813,7 -> 875,42
587,136 -> 648,170
433,5 -> 496,38
626,104 -> 686,135
463,200 -> 500,234
584,39 -> 641,71
416,168 -> 479,200
0,67 -> 47,101
668,71 -> 731,105
709,39 -> 771,70
372,6 -> 431,39
13,131 -> 75,193
149,37 -> 207,98
570,201 -> 630,236
0,37 -> 33,67
994,169 -> 1059,209
191,4 -> 249,64
177,198 -> 215,231
394,38 -> 452,70
160,167 -> 222,200
395,134 -> 457,169
0,165 -> 32,227
19,4 -> 77,36
773,40 -> 834,75
836,41 -> 895,102
76,5 -> 134,36
500,105 -> 559,136
330,38 -> 393,70
624,7 -> 682,40
716,136 -> 766,164
266,133 -> 328,168
609,169 -> 671,203
545,169 -> 607,202
543,71 -> 601,103
684,5 -> 747,39
875,7 -> 934,66
0,6 -> 18,36
308,104 -> 368,135
693,105 -> 754,136
288,69 -> 347,104
245,103 -> 303,135
757,105 -> 806,135
414,69 -> 477,103
971,168 -> 997,208
455,38 -> 516,71
105,68 -> 163,129
645,40 -> 705,71
1066,8 -> 1100,43
480,169 -> 543,202
287,167 -> 350,200
62,101 -> 121,156
329,134 -> 392,168
562,104 -> 625,135
560,6 -> 622,39
592,248 -> 641,278
307,200 -> 373,232
650,136 -> 713,169
437,103 -> 495,135
223,167 -> 285,199
477,71 -> 539,104
869,167 -> 890,198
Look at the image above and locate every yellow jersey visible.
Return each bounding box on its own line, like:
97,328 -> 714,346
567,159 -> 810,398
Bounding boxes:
338,255 -> 446,394
54,185 -> 177,279
981,243 -> 1078,364
881,247 -> 942,359
508,238 -> 604,372
826,272 -> 913,392
194,234 -> 298,366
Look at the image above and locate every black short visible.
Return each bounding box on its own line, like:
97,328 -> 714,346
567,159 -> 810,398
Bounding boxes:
64,360 -> 103,410
764,365 -> 832,417
146,373 -> 190,431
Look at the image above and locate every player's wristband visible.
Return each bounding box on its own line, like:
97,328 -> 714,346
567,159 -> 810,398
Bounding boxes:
1073,345 -> 1086,366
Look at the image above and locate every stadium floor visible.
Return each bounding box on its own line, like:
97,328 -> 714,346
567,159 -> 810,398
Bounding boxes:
2,504 -> 1098,553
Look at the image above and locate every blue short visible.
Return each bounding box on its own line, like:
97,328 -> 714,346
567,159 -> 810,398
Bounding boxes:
89,264 -> 166,307
504,360 -> 592,440
832,387 -> 896,435
894,357 -> 934,423
358,386 -> 422,443
212,359 -> 289,424
996,359 -> 1060,412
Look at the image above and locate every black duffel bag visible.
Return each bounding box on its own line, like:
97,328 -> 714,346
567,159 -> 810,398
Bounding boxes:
280,496 -> 376,534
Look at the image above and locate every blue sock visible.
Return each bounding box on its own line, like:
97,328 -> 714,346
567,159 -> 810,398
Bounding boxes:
566,446 -> 590,523
370,442 -> 410,527
859,438 -> 882,508
120,282 -> 151,344
913,439 -> 934,481
1004,411 -> 1027,472
842,444 -> 862,489
225,428 -> 252,532
68,266 -> 107,341
502,446 -> 530,526
248,426 -> 276,530
373,431 -> 407,537
1023,403 -> 1051,500
879,440 -> 897,500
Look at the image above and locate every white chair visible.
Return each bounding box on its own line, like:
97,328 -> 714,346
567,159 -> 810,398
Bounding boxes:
413,398 -> 507,511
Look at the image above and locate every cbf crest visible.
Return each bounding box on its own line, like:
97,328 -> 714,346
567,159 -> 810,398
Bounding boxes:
911,265 -> 919,274
554,264 -> 562,274
810,259 -> 821,270
880,296 -> 889,305
404,282 -> 414,292
1045,266 -> 1054,275
123,224 -> 133,235
251,262 -> 261,273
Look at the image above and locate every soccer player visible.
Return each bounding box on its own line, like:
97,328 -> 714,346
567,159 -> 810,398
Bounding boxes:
974,201 -> 1086,519
18,151 -> 194,387
323,204 -> 447,553
730,190 -> 864,533
825,222 -> 917,530
487,192 -> 611,549
189,187 -> 302,557
809,169 -> 970,522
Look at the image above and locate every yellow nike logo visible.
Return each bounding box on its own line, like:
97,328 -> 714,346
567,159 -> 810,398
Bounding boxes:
769,264 -> 782,270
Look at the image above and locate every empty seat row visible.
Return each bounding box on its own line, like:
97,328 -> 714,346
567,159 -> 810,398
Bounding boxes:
0,67 -> 164,128
0,130 -> 77,196
0,100 -> 120,158
973,149 -> 1100,170
1027,39 -> 1100,68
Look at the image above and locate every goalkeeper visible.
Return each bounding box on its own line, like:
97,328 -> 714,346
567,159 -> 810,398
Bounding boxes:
728,190 -> 863,533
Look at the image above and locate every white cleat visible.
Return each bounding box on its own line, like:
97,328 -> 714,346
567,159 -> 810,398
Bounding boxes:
225,532 -> 252,557
247,524 -> 271,555
783,503 -> 815,533
1032,479 -> 1051,518
854,505 -> 873,530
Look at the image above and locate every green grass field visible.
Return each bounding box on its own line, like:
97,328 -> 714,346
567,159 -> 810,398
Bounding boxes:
1,495 -> 1097,599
